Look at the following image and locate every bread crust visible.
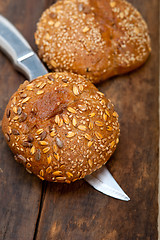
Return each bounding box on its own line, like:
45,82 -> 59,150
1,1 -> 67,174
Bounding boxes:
35,0 -> 151,83
2,72 -> 120,182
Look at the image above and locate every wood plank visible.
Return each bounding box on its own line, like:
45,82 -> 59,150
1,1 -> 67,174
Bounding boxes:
0,1 -> 46,239
35,0 -> 159,240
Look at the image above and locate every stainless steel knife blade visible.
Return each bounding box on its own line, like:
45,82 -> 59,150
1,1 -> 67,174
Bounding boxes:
0,15 -> 130,201
0,15 -> 47,79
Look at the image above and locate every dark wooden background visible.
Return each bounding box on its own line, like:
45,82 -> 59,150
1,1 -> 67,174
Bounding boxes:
0,0 -> 159,239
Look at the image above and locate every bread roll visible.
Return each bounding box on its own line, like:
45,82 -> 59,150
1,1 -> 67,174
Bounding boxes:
35,0 -> 151,83
2,72 -> 120,182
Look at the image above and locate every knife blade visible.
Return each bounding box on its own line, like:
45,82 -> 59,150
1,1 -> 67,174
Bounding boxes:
0,15 -> 130,201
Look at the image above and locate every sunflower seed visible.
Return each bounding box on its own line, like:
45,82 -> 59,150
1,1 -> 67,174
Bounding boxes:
48,75 -> 55,81
17,107 -> 22,115
40,131 -> 47,141
62,79 -> 68,83
49,12 -> 57,19
56,137 -> 63,148
35,149 -> 41,161
12,129 -> 20,135
5,133 -> 10,142
107,102 -> 112,109
6,109 -> 10,118
19,112 -> 27,122
27,134 -> 34,142
83,6 -> 91,14
22,141 -> 32,148
78,3 -> 83,11
17,154 -> 26,163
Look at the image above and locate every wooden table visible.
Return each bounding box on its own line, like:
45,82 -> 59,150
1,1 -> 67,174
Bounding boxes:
0,0 -> 159,239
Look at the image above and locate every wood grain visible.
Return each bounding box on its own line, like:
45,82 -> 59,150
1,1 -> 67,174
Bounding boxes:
0,1 -> 45,240
0,0 -> 159,240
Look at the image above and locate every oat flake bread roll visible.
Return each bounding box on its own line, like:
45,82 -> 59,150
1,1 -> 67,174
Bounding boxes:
35,0 -> 151,84
2,72 -> 120,183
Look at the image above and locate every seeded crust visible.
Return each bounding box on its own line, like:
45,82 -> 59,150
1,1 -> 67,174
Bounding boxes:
35,0 -> 151,84
2,72 -> 120,183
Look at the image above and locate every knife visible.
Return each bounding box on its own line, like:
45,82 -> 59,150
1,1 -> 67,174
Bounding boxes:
0,15 -> 130,201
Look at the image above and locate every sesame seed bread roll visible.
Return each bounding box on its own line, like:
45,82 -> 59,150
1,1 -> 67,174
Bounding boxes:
2,72 -> 120,183
35,0 -> 151,84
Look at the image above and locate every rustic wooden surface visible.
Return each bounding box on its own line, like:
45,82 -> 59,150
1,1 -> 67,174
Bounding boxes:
0,0 -> 159,240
